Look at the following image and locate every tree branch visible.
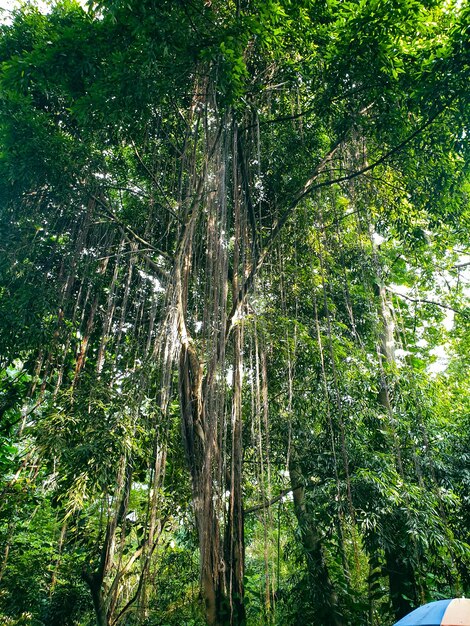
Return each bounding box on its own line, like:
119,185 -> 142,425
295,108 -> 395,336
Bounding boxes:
296,103 -> 450,205
91,194 -> 171,281
225,139 -> 342,336
453,260 -> 470,270
386,287 -> 465,316
110,528 -> 164,626
226,102 -> 453,336
244,486 -> 295,515
130,140 -> 184,224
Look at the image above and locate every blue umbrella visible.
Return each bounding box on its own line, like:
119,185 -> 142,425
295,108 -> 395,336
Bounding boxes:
394,598 -> 470,626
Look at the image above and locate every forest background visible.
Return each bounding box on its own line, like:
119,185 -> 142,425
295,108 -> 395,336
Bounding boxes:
0,0 -> 469,625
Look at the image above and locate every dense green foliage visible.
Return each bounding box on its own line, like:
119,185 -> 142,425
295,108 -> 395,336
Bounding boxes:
0,0 -> 469,625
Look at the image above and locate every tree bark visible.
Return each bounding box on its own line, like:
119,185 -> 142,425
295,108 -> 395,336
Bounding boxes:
82,571 -> 109,626
289,457 -> 343,626
224,323 -> 246,625
179,343 -> 226,626
82,458 -> 133,626
175,110 -> 246,625
223,134 -> 246,625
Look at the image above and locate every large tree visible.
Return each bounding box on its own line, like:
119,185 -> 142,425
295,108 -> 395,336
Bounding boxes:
0,1 -> 468,624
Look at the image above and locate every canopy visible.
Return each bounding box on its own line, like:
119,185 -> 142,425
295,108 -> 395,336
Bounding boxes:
394,598 -> 470,626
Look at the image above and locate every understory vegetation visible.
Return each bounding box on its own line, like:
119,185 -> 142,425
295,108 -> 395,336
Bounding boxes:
0,0 -> 469,624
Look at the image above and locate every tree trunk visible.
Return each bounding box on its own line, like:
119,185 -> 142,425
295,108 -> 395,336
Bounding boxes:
179,343 -> 226,625
289,457 -> 343,626
82,571 -> 108,626
224,323 -> 246,625
385,550 -> 417,620
81,458 -> 132,626
175,109 -> 247,625
375,281 -> 418,618
223,143 -> 246,624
